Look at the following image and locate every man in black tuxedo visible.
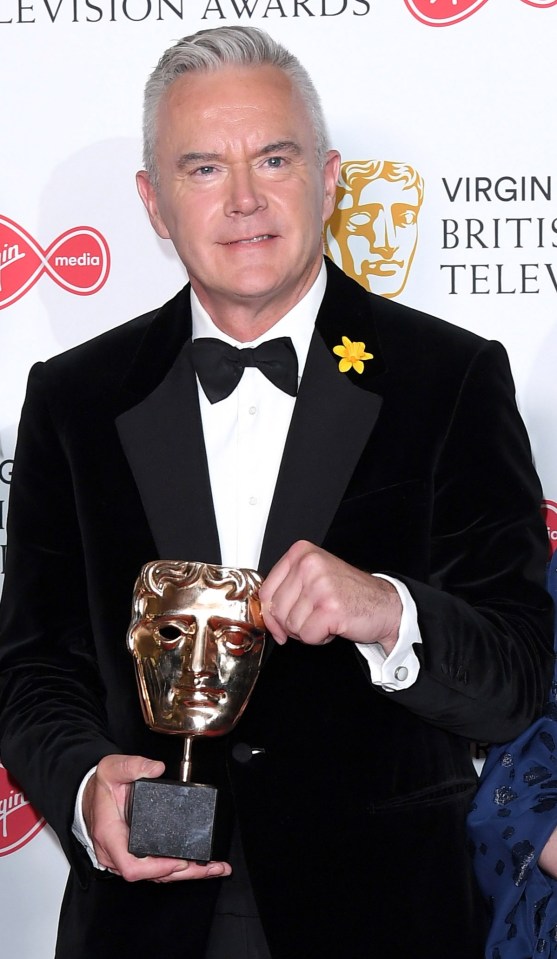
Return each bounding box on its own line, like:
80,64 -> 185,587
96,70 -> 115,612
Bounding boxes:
0,25 -> 553,959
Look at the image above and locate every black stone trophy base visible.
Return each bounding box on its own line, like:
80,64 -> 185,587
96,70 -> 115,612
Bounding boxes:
127,777 -> 218,862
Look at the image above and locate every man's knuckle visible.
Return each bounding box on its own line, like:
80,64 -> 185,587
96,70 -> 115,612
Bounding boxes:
298,550 -> 320,576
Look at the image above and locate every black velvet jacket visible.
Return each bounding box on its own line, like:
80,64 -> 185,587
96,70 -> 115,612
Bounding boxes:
0,260 -> 553,958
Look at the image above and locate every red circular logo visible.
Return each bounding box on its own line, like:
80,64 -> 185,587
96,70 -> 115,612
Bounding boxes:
404,0 -> 557,25
404,0 -> 489,26
542,500 -> 557,557
0,763 -> 46,856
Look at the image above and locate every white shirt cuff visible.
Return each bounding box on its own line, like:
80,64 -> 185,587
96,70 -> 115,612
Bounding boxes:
71,766 -> 106,871
356,574 -> 422,691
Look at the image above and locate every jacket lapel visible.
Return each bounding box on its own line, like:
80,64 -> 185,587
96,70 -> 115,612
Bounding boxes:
259,260 -> 384,576
115,288 -> 221,564
115,262 -> 385,573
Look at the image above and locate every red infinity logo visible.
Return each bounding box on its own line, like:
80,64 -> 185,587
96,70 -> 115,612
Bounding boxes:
0,216 -> 110,310
544,501 -> 557,557
404,0 -> 557,27
0,764 -> 46,856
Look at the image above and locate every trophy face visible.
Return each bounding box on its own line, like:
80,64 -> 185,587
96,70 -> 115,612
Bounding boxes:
127,561 -> 266,737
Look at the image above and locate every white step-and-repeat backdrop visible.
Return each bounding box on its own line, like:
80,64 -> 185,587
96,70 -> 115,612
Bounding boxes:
1,0 -> 556,954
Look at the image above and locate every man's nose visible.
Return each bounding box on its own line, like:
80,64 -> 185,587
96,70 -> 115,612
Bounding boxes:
224,166 -> 266,218
371,209 -> 397,255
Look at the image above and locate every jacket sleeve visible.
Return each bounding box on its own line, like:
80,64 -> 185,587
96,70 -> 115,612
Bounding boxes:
375,340 -> 554,743
0,362 -> 121,877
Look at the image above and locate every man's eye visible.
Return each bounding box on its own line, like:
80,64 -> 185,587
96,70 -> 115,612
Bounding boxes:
265,156 -> 284,169
194,165 -> 216,176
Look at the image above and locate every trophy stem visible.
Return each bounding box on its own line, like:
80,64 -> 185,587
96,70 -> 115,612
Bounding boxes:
180,737 -> 194,783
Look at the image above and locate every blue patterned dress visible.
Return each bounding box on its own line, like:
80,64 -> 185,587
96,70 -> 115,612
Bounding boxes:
469,550 -> 557,957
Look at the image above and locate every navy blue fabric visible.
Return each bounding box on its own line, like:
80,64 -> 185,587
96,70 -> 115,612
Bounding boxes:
469,549 -> 557,957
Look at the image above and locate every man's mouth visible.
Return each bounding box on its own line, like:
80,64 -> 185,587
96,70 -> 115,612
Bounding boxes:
225,234 -> 274,245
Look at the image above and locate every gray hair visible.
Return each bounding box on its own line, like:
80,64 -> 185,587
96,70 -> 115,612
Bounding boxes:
142,26 -> 330,186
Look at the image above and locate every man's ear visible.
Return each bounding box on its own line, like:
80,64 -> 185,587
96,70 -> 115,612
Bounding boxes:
322,150 -> 341,224
136,170 -> 171,240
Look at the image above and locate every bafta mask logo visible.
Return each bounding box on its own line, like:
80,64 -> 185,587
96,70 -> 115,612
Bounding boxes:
324,160 -> 424,299
127,560 -> 265,738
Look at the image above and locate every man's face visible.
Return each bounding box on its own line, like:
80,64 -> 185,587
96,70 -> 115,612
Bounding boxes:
128,570 -> 265,737
137,64 -> 339,333
333,178 -> 420,298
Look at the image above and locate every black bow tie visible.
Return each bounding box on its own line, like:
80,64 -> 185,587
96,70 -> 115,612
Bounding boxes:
190,336 -> 299,404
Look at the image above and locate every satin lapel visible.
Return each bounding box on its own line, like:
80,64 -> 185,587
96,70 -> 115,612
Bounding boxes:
115,290 -> 221,564
258,261 -> 384,577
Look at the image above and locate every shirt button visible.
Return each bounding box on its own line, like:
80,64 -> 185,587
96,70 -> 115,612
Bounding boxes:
394,666 -> 408,682
249,406 -> 257,415
249,496 -> 258,506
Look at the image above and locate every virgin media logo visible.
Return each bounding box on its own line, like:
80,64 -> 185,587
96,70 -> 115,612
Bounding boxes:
0,215 -> 110,310
0,763 -> 46,856
404,0 -> 556,27
544,500 -> 557,556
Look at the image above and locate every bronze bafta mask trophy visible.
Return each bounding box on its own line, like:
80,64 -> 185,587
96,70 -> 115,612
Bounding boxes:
126,560 -> 266,861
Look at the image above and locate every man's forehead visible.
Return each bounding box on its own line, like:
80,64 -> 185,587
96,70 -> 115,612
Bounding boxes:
156,63 -> 312,150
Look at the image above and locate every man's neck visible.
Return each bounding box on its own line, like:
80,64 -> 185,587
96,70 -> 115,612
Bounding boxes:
190,260 -> 324,343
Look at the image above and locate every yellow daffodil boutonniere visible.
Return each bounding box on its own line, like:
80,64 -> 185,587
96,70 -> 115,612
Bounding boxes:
333,336 -> 374,375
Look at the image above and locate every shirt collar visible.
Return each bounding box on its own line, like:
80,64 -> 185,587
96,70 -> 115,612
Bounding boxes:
190,260 -> 327,379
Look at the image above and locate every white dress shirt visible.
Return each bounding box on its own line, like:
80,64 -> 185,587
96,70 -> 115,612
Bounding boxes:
191,261 -> 421,689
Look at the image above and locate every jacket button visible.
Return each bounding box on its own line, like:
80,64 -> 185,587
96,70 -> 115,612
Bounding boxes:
394,666 -> 408,681
232,743 -> 265,763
